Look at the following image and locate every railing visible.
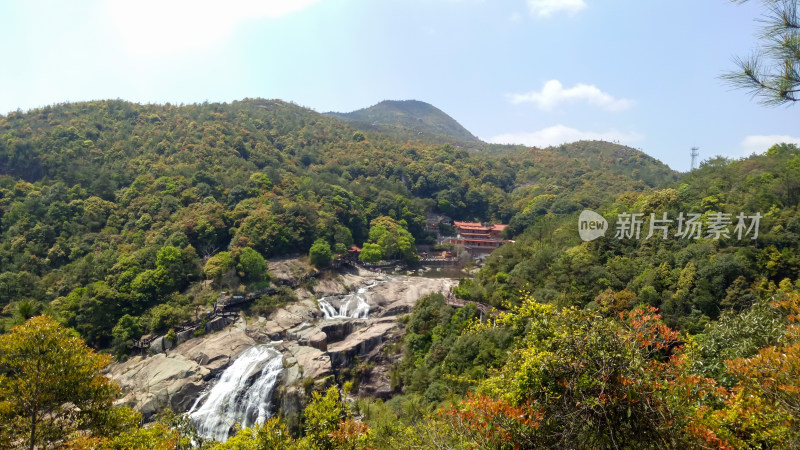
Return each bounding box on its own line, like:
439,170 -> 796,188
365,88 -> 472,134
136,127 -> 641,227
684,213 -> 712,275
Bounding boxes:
131,295 -> 251,351
358,260 -> 401,269
132,335 -> 157,349
418,258 -> 459,267
445,291 -> 499,317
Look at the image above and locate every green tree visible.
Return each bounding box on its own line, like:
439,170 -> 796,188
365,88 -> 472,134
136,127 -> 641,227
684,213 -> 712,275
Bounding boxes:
155,245 -> 182,271
248,172 -> 273,192
235,209 -> 292,257
721,275 -> 759,311
724,0 -> 800,104
358,243 -> 383,263
309,238 -> 333,269
303,386 -> 343,450
130,267 -> 172,311
100,421 -> 181,450
111,314 -> 141,357
333,225 -> 354,249
0,316 -> 122,449
204,251 -> 234,284
364,216 -> 418,263
208,418 -> 293,450
155,245 -> 191,287
236,247 -> 269,283
478,296 -> 685,447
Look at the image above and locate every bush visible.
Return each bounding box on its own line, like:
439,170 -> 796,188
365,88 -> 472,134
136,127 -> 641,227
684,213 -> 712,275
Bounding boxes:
236,247 -> 269,282
309,238 -> 333,269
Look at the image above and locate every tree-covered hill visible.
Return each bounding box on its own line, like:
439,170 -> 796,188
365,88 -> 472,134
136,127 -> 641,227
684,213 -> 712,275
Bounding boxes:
501,140 -> 678,236
0,98 -> 676,349
460,144 -> 800,331
351,145 -> 800,448
325,99 -> 481,148
3,98 -> 800,448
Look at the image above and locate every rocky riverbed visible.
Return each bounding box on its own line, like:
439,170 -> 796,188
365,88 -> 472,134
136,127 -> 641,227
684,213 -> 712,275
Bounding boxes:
107,264 -> 457,428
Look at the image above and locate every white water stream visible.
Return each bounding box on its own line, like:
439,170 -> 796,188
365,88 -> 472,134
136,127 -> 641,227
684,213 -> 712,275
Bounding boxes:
188,345 -> 283,442
188,279 -> 390,441
317,282 -> 378,319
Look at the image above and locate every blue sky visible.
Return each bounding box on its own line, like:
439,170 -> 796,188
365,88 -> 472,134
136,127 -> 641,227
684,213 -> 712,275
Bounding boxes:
1,0 -> 797,171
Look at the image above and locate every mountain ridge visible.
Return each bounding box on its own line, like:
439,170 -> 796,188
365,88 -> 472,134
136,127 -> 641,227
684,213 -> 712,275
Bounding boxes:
325,99 -> 481,147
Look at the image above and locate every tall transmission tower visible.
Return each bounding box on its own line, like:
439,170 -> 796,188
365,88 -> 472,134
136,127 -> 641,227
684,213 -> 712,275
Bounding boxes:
690,147 -> 699,171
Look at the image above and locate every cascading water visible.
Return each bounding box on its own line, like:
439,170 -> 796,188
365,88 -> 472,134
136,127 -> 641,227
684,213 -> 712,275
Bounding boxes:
188,345 -> 283,442
318,282 -> 376,319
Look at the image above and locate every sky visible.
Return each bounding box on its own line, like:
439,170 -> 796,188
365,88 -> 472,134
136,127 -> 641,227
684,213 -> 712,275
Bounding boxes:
1,0 -> 798,172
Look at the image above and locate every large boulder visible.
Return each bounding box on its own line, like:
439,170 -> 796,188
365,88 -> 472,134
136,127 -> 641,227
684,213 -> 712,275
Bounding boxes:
326,319 -> 398,368
284,343 -> 333,380
320,319 -> 365,343
267,258 -> 317,287
109,353 -> 207,418
309,332 -> 327,351
365,278 -> 457,317
357,360 -> 398,400
259,300 -> 319,339
313,279 -> 349,297
178,327 -> 256,372
107,329 -> 257,418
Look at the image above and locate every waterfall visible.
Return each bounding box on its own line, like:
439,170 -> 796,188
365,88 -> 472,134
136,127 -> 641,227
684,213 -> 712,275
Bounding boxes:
318,282 -> 376,319
188,345 -> 283,442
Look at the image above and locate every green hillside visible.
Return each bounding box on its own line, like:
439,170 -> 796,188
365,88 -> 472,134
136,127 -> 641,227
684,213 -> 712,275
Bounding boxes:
0,99 -> 677,348
5,98 -> 798,449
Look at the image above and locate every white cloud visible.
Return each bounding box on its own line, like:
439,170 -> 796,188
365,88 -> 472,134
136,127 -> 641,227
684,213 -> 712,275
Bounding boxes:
740,135 -> 800,156
509,80 -> 634,111
527,0 -> 586,18
107,0 -> 320,58
490,124 -> 643,148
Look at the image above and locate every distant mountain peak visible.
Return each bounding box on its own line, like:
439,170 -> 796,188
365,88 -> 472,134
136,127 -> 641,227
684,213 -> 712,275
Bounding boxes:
325,99 -> 480,145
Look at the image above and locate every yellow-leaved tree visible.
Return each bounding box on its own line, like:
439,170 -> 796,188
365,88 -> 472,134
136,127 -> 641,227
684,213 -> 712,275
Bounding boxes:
0,316 -> 128,449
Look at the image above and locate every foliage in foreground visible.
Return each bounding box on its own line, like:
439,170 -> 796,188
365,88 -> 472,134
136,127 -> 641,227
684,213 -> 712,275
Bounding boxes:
357,292 -> 800,449
724,0 -> 800,105
0,315 -> 153,449
6,289 -> 800,449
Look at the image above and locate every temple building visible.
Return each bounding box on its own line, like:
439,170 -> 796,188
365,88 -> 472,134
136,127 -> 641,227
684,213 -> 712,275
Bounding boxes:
443,221 -> 512,254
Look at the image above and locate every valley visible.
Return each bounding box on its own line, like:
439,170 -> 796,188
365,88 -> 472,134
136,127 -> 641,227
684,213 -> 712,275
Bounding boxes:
0,98 -> 799,448
107,261 -> 456,441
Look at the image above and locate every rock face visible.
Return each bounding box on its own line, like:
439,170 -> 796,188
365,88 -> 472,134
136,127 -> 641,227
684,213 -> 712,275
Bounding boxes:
108,328 -> 256,418
267,258 -> 318,288
256,299 -> 319,340
283,343 -> 333,381
364,277 -> 458,317
327,319 -> 398,368
107,267 -> 457,424
110,353 -> 205,417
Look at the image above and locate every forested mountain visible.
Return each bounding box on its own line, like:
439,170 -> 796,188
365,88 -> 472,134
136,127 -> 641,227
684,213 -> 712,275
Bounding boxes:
459,144 -> 800,327
380,144 -> 800,448
5,98 -> 799,448
0,98 -> 678,348
501,140 -> 678,236
325,99 -> 481,147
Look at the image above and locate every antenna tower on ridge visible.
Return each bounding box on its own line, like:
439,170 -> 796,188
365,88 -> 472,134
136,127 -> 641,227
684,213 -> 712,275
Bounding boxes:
690,147 -> 699,171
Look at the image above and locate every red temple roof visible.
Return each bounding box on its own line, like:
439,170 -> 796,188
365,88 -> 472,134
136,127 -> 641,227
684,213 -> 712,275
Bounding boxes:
453,221 -> 483,227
